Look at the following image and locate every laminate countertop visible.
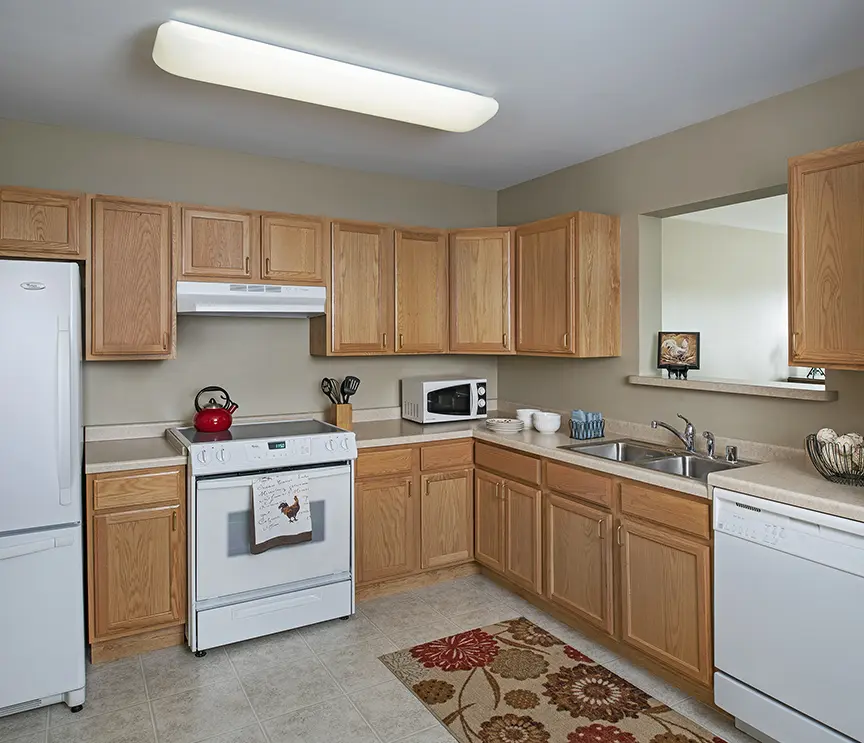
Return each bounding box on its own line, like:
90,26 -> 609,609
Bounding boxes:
84,437 -> 187,475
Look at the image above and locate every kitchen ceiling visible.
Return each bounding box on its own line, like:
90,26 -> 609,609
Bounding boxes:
2,1 -> 864,189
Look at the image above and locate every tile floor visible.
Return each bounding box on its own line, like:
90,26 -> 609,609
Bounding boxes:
0,575 -> 755,743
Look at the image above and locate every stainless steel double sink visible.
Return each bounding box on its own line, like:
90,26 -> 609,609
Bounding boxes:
557,438 -> 755,482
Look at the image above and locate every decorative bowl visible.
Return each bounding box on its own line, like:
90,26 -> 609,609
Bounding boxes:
532,412 -> 561,434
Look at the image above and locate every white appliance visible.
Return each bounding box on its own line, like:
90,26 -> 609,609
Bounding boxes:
0,260 -> 85,717
176,281 -> 326,317
401,375 -> 487,423
169,420 -> 357,654
714,489 -> 864,743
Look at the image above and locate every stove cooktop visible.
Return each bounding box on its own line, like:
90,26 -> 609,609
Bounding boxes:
174,419 -> 341,446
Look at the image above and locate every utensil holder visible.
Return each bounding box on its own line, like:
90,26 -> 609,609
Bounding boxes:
331,403 -> 353,431
570,419 -> 605,440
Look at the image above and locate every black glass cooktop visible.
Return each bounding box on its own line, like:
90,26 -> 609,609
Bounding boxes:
176,419 -> 339,444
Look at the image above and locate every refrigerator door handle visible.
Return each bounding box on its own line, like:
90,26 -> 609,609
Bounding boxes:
0,538 -> 59,561
57,316 -> 73,505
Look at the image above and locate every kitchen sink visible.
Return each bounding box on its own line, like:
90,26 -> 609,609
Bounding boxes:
636,454 -> 745,482
558,439 -> 672,462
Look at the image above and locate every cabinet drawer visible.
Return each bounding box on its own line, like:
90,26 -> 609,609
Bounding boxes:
619,481 -> 710,539
420,440 -> 474,471
475,442 -> 540,485
356,447 -> 414,479
545,461 -> 612,508
92,467 -> 183,511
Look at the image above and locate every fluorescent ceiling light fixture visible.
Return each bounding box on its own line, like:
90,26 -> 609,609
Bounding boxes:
152,21 -> 498,133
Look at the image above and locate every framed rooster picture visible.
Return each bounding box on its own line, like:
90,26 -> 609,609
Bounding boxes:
657,331 -> 700,379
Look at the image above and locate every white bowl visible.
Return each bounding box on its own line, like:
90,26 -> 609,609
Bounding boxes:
516,408 -> 539,428
532,412 -> 561,433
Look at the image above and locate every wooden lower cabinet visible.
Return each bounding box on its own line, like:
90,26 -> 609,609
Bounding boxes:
545,492 -> 614,635
87,466 -> 186,661
503,479 -> 542,595
474,469 -> 505,573
619,518 -> 712,686
421,469 -> 473,569
356,475 -> 418,583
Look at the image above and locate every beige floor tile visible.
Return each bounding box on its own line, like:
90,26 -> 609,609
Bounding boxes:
415,581 -> 499,618
603,657 -> 690,707
5,735 -> 46,743
300,614 -> 384,653
463,574 -> 524,604
237,655 -> 342,720
350,679 -> 438,742
393,724 -> 455,743
0,709 -> 48,742
359,594 -> 445,635
196,725 -> 268,743
263,697 -> 378,743
385,618 -> 461,649
317,636 -> 398,693
673,699 -> 759,743
224,628 -> 311,675
151,679 -> 255,743
142,645 -> 234,701
46,703 -> 153,743
449,602 -> 521,631
50,657 -> 147,726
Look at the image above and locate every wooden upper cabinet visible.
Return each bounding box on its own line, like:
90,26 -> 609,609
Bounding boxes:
789,140 -> 864,368
515,212 -> 620,357
90,197 -> 174,359
516,215 -> 574,354
261,213 -> 326,285
0,187 -> 85,259
619,518 -> 712,686
395,228 -> 448,354
180,207 -> 253,280
449,229 -> 513,353
330,221 -> 394,354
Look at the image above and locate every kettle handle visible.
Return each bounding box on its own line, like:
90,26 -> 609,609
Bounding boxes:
195,386 -> 232,412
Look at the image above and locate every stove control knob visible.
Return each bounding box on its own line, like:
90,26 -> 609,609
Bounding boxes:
197,449 -> 210,465
340,437 -> 350,450
325,438 -> 336,452
216,448 -> 230,463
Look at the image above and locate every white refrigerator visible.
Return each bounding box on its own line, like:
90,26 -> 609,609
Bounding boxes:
0,260 -> 85,716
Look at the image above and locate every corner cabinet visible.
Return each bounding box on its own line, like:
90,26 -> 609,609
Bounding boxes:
789,140 -> 864,369
515,211 -> 620,357
0,187 -> 86,260
89,196 -> 175,360
449,229 -> 514,353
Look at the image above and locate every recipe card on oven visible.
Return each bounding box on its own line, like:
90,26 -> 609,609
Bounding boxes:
250,472 -> 312,554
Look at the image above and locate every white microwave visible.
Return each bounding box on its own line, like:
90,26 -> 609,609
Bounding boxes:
401,376 -> 487,424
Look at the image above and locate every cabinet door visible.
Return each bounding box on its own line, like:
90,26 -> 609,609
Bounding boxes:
619,519 -> 712,685
180,207 -> 253,280
504,479 -> 543,594
574,212 -> 621,357
331,221 -> 393,354
515,215 -> 574,354
261,214 -> 326,285
395,229 -> 448,354
474,469 -> 505,573
0,188 -> 84,259
92,504 -> 184,638
421,468 -> 473,569
356,475 -> 418,583
789,142 -> 864,368
545,493 -> 614,634
449,229 -> 513,353
90,198 -> 174,359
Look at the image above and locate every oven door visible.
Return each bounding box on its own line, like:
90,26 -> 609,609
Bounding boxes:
194,463 -> 352,602
426,383 -> 476,419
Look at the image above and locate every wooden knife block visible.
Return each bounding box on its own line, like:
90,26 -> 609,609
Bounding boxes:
330,403 -> 353,431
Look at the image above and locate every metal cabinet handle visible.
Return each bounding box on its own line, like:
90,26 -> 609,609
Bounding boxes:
245,256 -> 250,274
265,257 -> 271,275
616,525 -> 623,546
407,482 -> 412,498
503,333 -> 508,348
162,332 -> 168,350
791,331 -> 800,356
172,510 -> 178,531
399,333 -> 404,349
383,333 -> 388,349
597,519 -> 604,538
563,332 -> 569,348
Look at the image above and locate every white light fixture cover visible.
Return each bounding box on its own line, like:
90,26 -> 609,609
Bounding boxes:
152,21 -> 498,133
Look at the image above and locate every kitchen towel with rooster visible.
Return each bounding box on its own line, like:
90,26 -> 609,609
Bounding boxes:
250,472 -> 312,554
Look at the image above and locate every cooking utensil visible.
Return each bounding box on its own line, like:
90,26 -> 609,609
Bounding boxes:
329,378 -> 342,403
321,378 -> 341,405
193,386 -> 238,432
341,376 -> 360,403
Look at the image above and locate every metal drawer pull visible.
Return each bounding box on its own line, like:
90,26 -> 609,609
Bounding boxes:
616,525 -> 623,546
597,519 -> 603,538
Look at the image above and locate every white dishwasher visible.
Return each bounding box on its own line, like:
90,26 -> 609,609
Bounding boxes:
714,488 -> 864,743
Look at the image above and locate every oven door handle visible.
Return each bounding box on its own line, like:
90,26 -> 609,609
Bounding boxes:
196,464 -> 351,490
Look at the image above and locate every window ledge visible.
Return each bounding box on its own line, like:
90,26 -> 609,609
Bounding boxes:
627,375 -> 838,402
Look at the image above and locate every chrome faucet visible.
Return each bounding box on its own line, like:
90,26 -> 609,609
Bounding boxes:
702,431 -> 716,458
651,414 -> 696,452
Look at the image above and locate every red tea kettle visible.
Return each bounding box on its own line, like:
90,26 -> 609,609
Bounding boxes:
193,386 -> 238,432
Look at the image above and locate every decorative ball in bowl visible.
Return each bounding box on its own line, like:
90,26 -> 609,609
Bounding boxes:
532,412 -> 561,434
806,428 -> 864,486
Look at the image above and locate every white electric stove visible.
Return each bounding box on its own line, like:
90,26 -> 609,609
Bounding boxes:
169,420 -> 358,655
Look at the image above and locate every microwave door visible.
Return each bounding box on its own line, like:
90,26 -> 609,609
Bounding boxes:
427,385 -> 472,417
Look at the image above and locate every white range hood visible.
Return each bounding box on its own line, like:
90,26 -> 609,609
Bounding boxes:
176,281 -> 326,318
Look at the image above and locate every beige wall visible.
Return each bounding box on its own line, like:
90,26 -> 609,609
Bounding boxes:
0,119 -> 498,425
497,66 -> 864,448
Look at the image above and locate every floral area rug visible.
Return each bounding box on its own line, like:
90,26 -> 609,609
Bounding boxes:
380,617 -> 727,743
